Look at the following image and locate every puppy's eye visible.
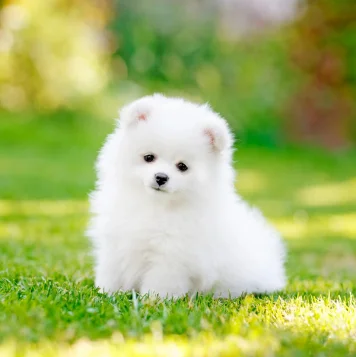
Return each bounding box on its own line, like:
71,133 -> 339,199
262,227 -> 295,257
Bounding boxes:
143,154 -> 156,163
176,162 -> 188,172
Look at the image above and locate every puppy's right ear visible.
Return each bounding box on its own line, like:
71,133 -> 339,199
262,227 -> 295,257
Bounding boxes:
118,96 -> 153,129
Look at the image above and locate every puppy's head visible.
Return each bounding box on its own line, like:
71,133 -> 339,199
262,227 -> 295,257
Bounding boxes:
117,94 -> 234,201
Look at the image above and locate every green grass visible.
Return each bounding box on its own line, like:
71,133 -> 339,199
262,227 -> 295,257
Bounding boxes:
1,112 -> 356,356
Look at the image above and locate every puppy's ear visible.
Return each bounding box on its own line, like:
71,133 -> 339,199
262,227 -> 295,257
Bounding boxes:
119,96 -> 154,128
203,121 -> 233,153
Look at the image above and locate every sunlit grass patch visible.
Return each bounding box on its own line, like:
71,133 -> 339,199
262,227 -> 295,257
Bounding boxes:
0,200 -> 88,217
0,295 -> 355,357
286,278 -> 355,295
0,200 -> 88,248
274,213 -> 356,240
270,296 -> 356,341
0,333 -> 280,357
297,179 -> 356,207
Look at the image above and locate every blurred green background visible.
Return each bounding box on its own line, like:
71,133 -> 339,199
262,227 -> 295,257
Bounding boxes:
0,0 -> 355,148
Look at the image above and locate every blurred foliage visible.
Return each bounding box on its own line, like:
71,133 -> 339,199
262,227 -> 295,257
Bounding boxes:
0,0 -> 355,148
287,0 -> 356,148
113,0 -> 293,146
0,0 -> 112,111
113,0 -> 356,148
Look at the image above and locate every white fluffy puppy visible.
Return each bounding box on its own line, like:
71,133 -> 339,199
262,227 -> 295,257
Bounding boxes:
88,94 -> 286,298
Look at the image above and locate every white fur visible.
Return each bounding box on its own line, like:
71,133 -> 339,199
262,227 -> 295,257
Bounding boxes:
87,94 -> 286,298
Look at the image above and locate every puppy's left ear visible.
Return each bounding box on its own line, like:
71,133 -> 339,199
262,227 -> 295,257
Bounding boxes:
204,120 -> 233,153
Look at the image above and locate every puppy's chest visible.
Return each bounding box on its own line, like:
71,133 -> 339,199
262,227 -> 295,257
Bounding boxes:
115,210 -> 217,275
120,210 -> 206,244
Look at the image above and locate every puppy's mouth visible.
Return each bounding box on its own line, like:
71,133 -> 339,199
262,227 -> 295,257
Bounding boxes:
152,186 -> 167,193
149,183 -> 170,193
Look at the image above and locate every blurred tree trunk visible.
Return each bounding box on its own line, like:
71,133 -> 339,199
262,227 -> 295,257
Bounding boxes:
288,0 -> 355,149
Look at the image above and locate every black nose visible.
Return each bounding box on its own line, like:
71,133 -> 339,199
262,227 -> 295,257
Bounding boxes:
155,173 -> 169,186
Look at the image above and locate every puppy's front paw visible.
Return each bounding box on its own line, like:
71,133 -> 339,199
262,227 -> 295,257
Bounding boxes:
140,287 -> 185,300
140,274 -> 189,299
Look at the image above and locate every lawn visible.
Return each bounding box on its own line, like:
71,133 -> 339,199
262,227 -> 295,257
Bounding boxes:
0,113 -> 356,356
